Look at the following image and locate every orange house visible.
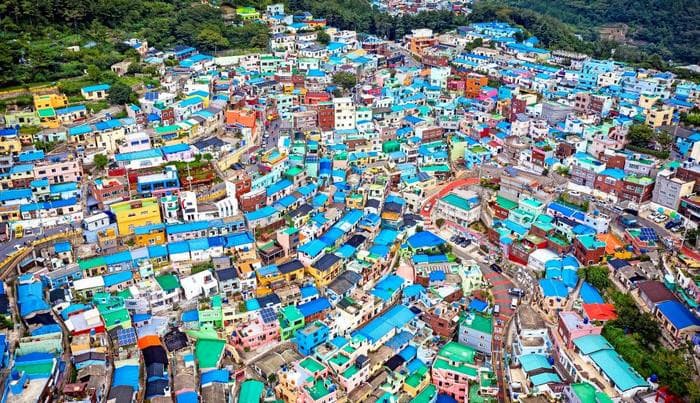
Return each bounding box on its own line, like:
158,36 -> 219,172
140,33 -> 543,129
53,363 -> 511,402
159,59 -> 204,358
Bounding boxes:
465,74 -> 488,98
226,108 -> 257,129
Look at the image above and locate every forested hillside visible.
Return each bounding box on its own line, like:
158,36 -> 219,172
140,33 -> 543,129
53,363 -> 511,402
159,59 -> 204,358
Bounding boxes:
0,0 -> 270,86
502,0 -> 700,64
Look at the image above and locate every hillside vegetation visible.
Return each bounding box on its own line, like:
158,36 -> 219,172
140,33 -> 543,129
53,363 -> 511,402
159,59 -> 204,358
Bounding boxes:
502,0 -> 700,64
0,0 -> 269,86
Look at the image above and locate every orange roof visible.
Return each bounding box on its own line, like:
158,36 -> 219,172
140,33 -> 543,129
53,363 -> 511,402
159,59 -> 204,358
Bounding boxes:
582,303 -> 617,322
137,335 -> 162,350
596,233 -> 625,254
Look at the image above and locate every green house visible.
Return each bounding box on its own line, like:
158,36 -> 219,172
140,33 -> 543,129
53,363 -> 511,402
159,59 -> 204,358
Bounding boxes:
279,305 -> 305,341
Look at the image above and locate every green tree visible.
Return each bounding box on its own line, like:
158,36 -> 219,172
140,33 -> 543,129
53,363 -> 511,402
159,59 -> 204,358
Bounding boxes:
196,27 -> 230,51
582,265 -> 610,290
435,218 -> 445,228
93,153 -> 109,170
107,81 -> 133,105
332,71 -> 357,91
316,30 -> 330,44
627,124 -> 655,147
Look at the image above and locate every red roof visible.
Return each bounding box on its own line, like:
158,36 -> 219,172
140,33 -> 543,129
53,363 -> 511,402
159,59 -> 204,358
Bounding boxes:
582,303 -> 617,321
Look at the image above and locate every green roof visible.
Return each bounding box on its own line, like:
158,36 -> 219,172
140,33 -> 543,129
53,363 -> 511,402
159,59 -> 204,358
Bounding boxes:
306,379 -> 332,400
14,360 -> 55,376
411,385 -> 437,403
420,164 -> 450,173
573,334 -> 613,355
37,107 -> 55,118
299,357 -> 325,373
341,364 -> 359,379
196,338 -> 225,369
577,234 -> 606,250
496,196 -> 518,210
329,353 -> 350,367
519,354 -> 552,372
441,193 -> 477,211
531,372 -> 561,386
155,273 -> 180,292
462,313 -> 493,334
624,175 -> 654,186
469,383 -> 496,403
239,380 -> 264,403
521,198 -> 543,208
285,166 -> 303,176
589,349 -> 647,392
101,308 -> 131,328
570,382 -> 614,403
280,305 -> 304,324
78,256 -> 106,271
438,342 -> 476,363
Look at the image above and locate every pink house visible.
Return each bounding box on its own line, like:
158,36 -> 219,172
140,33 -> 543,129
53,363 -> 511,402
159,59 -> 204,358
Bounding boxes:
556,311 -> 601,349
230,310 -> 279,352
33,154 -> 83,184
431,342 -> 478,402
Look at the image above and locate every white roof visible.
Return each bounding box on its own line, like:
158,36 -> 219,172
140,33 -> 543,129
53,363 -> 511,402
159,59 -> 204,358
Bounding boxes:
73,276 -> 105,291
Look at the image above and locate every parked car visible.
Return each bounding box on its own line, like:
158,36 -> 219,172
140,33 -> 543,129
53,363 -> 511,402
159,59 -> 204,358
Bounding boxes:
509,288 -> 525,297
490,264 -> 503,273
653,214 -> 668,223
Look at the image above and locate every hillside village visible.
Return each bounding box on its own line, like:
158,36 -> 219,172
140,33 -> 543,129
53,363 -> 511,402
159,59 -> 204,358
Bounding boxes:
0,3 -> 699,403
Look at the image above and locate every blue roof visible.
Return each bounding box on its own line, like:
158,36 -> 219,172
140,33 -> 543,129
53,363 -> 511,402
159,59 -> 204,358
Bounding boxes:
245,206 -> 277,221
406,231 -> 444,249
0,188 -> 31,202
53,241 -> 72,254
429,270 -> 446,282
539,279 -> 569,298
200,369 -> 229,384
298,239 -> 328,257
412,254 -> 448,264
267,179 -> 292,197
580,282 -> 604,304
181,310 -> 199,322
355,304 -> 415,343
297,297 -> 331,317
113,365 -> 140,389
469,299 -> 488,312
386,330 -> 413,351
371,275 -> 404,302
300,285 -> 319,299
656,300 -> 700,329
375,229 -> 399,246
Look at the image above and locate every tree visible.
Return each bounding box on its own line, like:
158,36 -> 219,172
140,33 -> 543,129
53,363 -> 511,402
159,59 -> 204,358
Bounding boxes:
582,265 -> 610,290
655,130 -> 673,149
93,153 -> 108,170
435,218 -> 445,228
107,81 -> 133,105
316,30 -> 330,45
332,71 -> 357,91
195,27 -> 230,51
627,124 -> 655,147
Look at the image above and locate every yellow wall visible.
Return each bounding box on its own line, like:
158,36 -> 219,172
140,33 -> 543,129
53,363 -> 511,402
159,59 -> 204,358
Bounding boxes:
111,198 -> 162,236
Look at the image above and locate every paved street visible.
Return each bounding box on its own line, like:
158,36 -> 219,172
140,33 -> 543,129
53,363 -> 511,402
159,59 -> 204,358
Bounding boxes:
0,224 -> 74,261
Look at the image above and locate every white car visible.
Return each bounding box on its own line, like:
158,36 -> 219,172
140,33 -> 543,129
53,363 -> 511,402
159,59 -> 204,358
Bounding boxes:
653,215 -> 668,223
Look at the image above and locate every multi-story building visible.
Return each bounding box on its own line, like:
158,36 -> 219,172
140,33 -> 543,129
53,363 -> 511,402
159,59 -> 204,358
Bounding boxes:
33,154 -> 83,184
652,168 -> 695,210
333,97 -> 356,131
110,197 -> 162,236
431,341 -> 479,401
433,190 -> 482,231
230,308 -> 280,352
294,320 -> 329,356
458,312 -> 493,356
